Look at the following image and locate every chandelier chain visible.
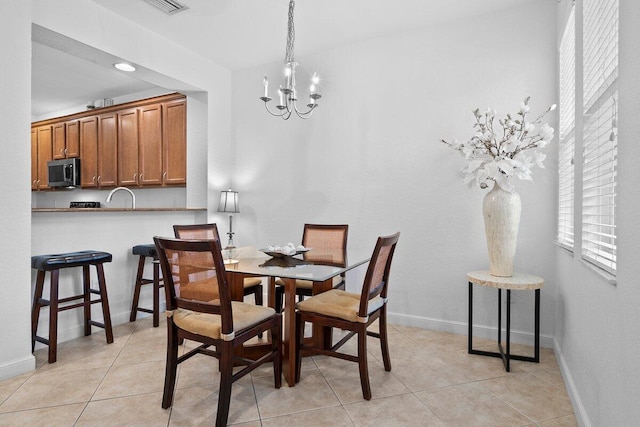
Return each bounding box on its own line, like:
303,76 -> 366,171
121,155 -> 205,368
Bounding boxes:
284,0 -> 295,64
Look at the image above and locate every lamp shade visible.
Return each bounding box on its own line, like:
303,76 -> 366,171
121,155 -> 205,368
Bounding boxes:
217,189 -> 239,213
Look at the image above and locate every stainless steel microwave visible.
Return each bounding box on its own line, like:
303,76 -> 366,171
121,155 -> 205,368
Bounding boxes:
47,158 -> 80,188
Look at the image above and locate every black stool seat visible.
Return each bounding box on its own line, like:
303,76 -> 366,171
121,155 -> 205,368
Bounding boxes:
32,250 -> 113,271
31,250 -> 114,363
130,243 -> 164,327
132,244 -> 157,258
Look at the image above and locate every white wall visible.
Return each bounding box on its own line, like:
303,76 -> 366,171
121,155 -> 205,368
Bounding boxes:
554,0 -> 640,425
0,0 -> 36,380
232,2 -> 558,344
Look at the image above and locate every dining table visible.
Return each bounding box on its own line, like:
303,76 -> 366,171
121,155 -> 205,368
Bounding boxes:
224,247 -> 370,386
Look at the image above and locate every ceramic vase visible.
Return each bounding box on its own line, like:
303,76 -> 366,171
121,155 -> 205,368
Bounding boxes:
483,182 -> 521,277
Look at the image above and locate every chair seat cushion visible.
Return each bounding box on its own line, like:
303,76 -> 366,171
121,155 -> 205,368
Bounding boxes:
31,250 -> 113,271
296,289 -> 385,323
275,277 -> 341,290
173,301 -> 276,340
132,244 -> 158,258
243,277 -> 263,288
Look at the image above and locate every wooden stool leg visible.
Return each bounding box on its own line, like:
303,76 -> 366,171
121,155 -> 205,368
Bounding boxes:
48,269 -> 60,364
31,270 -> 46,352
153,260 -> 160,327
96,264 -> 114,344
83,265 -> 92,336
130,255 -> 146,322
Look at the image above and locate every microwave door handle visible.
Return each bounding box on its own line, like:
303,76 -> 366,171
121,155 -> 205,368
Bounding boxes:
64,164 -> 72,181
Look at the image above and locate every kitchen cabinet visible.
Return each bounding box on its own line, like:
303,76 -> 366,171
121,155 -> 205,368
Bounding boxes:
138,104 -> 163,186
79,116 -> 98,188
52,120 -> 80,160
32,92 -> 186,190
31,125 -> 52,190
97,113 -> 118,187
162,98 -> 187,185
117,108 -> 139,186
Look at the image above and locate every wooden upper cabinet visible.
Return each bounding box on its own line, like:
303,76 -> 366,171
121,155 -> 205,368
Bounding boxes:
65,120 -> 80,158
53,120 -> 80,159
117,108 -> 139,187
33,125 -> 52,190
32,93 -> 187,191
163,99 -> 187,185
80,116 -> 98,188
138,104 -> 163,186
52,123 -> 66,160
97,113 -> 118,188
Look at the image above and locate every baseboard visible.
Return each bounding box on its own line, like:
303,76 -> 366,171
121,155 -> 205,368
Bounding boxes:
554,338 -> 591,427
0,354 -> 36,381
387,311 -> 555,348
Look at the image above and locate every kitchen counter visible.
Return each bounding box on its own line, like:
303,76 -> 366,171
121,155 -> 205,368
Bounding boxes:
32,208 -> 207,212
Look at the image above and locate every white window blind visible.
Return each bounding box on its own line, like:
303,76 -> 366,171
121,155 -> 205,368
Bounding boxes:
582,0 -> 618,274
557,8 -> 575,250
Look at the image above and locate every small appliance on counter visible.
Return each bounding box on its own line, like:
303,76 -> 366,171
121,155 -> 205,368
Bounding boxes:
69,201 -> 101,208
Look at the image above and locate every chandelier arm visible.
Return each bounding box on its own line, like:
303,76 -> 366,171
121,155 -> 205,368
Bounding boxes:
292,102 -> 315,118
263,102 -> 288,118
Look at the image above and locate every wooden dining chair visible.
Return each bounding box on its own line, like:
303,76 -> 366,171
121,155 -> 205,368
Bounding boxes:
154,236 -> 281,427
173,223 -> 264,306
294,232 -> 400,400
274,224 -> 349,313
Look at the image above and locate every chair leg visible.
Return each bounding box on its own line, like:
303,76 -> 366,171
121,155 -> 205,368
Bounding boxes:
152,260 -> 160,327
130,255 -> 146,322
48,270 -> 60,364
255,285 -> 264,338
82,266 -> 92,336
294,313 -> 305,383
216,342 -> 234,427
275,286 -> 284,314
379,306 -> 392,371
162,320 -> 179,409
273,317 -> 282,389
31,270 -> 46,352
96,264 -> 114,344
357,324 -> 372,400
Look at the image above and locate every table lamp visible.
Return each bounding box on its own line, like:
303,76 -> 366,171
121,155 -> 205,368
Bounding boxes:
217,189 -> 239,263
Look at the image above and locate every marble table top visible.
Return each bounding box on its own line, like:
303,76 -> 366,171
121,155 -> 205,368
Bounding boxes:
467,270 -> 544,290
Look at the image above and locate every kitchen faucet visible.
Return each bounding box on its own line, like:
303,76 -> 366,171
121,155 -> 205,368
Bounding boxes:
105,187 -> 136,209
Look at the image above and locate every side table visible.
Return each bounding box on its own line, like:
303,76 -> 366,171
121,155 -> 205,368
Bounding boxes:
467,270 -> 543,372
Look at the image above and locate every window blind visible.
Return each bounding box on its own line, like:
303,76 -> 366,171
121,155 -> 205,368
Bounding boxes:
557,8 -> 575,250
582,0 -> 618,274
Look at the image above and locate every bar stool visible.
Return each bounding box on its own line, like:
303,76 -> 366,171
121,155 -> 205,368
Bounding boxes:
31,250 -> 114,363
130,244 -> 164,327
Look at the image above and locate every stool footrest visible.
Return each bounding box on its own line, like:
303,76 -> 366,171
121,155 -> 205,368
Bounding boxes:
34,336 -> 50,345
136,307 -> 154,314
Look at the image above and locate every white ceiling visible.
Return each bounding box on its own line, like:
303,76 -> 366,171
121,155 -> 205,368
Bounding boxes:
32,0 -> 537,117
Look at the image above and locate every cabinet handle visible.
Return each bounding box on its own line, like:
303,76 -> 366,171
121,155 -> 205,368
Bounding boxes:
140,174 -> 143,181
92,176 -> 97,184
163,172 -> 167,180
97,176 -> 101,184
64,148 -> 68,156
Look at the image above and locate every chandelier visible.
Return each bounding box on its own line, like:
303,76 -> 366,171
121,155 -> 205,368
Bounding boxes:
260,0 -> 321,119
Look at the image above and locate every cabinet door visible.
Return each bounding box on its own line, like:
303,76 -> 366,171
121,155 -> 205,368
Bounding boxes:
65,120 -> 80,158
117,108 -> 139,186
162,99 -> 187,185
80,116 -> 98,188
52,123 -> 66,160
98,113 -> 118,187
31,129 -> 38,190
138,104 -> 163,186
36,126 -> 52,190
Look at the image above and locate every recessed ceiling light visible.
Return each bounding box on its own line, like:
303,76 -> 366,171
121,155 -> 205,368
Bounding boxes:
114,63 -> 136,72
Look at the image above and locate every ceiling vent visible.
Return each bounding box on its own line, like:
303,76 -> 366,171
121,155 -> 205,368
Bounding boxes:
143,0 -> 189,15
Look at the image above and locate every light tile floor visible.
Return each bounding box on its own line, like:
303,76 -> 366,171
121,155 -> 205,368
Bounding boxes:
0,316 -> 577,426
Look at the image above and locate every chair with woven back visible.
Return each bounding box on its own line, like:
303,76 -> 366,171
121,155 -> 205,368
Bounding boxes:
294,232 -> 400,400
173,223 -> 264,306
274,224 -> 348,313
154,236 -> 281,427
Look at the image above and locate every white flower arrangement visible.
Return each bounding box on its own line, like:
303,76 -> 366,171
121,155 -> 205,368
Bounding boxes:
441,97 -> 556,192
